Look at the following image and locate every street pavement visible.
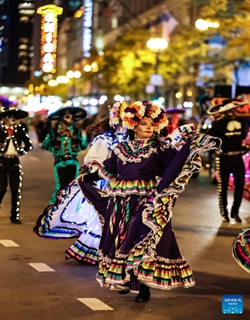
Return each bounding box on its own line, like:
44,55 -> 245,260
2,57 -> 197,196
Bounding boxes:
0,131 -> 249,320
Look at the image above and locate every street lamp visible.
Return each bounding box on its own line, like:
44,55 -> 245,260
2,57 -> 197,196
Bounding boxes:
147,37 -> 168,99
195,19 -> 219,31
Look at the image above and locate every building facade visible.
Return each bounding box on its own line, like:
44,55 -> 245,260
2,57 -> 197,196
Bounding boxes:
0,0 -> 35,86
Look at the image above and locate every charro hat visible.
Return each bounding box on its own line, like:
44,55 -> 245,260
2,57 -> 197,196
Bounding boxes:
232,227 -> 250,274
207,99 -> 246,115
0,106 -> 29,120
48,106 -> 87,122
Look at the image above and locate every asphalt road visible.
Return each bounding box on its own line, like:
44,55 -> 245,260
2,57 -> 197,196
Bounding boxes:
0,131 -> 249,320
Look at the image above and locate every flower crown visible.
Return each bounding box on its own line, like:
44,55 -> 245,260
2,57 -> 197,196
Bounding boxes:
120,100 -> 169,133
108,101 -> 127,128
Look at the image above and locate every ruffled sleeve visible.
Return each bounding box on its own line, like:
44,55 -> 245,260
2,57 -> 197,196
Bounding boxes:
98,152 -> 118,179
84,135 -> 112,172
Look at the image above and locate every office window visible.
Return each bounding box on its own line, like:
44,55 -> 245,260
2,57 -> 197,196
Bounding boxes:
20,16 -> 29,23
18,51 -> 28,57
18,64 -> 28,72
19,44 -> 27,49
19,37 -> 29,43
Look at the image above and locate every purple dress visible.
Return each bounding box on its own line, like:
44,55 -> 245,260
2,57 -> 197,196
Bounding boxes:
78,133 -> 221,292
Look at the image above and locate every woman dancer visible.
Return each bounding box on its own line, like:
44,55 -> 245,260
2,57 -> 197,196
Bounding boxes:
78,100 -> 221,302
34,102 -> 127,265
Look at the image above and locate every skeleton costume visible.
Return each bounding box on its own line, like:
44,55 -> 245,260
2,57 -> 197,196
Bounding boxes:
42,106 -> 88,203
0,106 -> 32,224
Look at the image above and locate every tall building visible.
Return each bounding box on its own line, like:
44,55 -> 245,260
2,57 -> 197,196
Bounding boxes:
0,0 -> 35,86
32,0 -> 83,76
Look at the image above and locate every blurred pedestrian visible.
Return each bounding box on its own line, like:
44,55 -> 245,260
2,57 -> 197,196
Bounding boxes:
165,107 -> 186,134
206,99 -> 248,223
0,106 -> 33,224
42,106 -> 88,203
197,86 -> 214,118
35,113 -> 50,146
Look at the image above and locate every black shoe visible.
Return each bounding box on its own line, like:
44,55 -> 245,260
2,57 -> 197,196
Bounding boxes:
222,215 -> 229,222
221,209 -> 229,222
10,219 -> 22,224
233,215 -> 242,223
118,282 -> 130,294
135,284 -> 150,302
118,289 -> 130,294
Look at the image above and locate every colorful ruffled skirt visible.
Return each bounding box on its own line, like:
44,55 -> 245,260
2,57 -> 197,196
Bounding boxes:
232,227 -> 250,273
34,179 -> 105,264
78,134 -> 221,291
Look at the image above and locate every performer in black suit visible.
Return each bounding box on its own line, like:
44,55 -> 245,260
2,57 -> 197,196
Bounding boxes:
0,106 -> 33,224
206,99 -> 248,223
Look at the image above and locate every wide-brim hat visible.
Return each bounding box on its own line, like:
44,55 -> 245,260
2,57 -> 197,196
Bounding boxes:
0,107 -> 29,120
48,106 -> 87,122
207,99 -> 247,115
232,227 -> 250,274
165,107 -> 186,115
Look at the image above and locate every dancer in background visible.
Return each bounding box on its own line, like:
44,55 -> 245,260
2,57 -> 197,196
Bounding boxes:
0,105 -> 33,224
232,226 -> 250,274
34,102 -> 127,265
42,106 -> 88,203
78,100 -> 221,302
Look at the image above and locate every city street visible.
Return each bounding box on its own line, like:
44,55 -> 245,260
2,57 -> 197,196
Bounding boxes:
0,131 -> 249,320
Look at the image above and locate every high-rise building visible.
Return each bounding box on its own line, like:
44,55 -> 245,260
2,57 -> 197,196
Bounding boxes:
32,0 -> 83,76
0,0 -> 35,86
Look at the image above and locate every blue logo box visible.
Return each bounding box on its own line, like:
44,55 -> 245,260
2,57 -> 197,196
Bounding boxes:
222,294 -> 243,314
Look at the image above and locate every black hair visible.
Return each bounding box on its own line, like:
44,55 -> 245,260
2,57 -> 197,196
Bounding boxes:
86,116 -> 116,138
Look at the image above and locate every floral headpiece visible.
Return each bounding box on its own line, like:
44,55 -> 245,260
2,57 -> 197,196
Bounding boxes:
108,101 -> 127,128
120,100 -> 169,133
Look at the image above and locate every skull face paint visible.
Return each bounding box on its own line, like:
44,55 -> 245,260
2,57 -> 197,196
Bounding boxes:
63,113 -> 73,126
4,116 -> 16,126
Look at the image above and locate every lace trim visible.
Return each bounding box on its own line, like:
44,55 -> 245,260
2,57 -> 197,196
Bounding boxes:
113,139 -> 172,164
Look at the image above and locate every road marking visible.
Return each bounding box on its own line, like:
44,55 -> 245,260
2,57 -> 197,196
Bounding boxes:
77,298 -> 113,311
28,263 -> 55,272
0,240 -> 19,247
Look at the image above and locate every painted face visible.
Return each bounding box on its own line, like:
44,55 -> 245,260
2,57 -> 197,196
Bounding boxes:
4,115 -> 16,126
134,117 -> 155,139
62,113 -> 73,125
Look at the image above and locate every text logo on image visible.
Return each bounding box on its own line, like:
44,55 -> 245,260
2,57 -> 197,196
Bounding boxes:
222,294 -> 243,314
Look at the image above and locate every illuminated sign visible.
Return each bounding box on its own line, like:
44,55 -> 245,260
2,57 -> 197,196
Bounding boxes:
83,0 -> 93,57
37,5 -> 63,73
